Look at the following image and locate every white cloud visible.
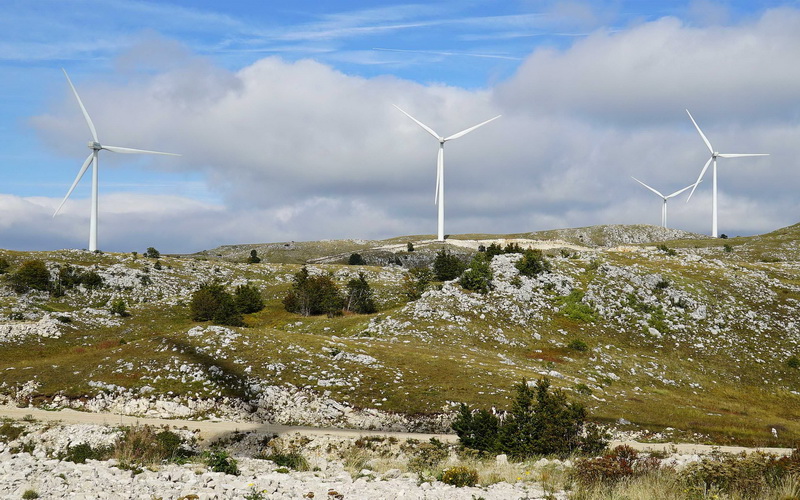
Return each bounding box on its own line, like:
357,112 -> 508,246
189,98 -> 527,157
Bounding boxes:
19,8 -> 800,252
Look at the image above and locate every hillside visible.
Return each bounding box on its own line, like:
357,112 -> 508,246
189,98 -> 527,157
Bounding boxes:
1,224 -> 799,446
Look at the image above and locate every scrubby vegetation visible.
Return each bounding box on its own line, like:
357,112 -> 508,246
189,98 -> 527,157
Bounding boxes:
283,267 -> 343,317
433,249 -> 466,281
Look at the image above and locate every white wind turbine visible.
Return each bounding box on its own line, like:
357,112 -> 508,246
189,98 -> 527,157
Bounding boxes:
685,109 -> 768,238
632,177 -> 696,228
393,105 -> 500,242
54,69 -> 180,252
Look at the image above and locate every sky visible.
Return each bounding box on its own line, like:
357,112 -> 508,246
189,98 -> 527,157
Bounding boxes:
2,0 -> 799,253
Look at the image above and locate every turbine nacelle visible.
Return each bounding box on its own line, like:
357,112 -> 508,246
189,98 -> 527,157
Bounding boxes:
88,141 -> 102,151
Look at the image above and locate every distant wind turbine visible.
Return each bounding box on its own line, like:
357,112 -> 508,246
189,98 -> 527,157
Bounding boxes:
632,177 -> 695,228
54,69 -> 180,252
684,109 -> 768,238
393,105 -> 500,242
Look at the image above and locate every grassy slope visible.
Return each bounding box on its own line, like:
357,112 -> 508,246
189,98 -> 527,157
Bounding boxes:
1,224 -> 799,446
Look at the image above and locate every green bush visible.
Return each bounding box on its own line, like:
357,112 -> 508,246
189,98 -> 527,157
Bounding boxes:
345,272 -> 377,314
204,449 -> 239,475
408,439 -> 449,472
0,257 -> 9,274
787,356 -> 800,369
144,247 -> 160,259
723,244 -> 733,253
348,253 -> 366,265
234,284 -> 265,314
516,249 -> 551,277
265,451 -> 309,471
440,465 -> 479,487
22,490 -> 39,499
504,242 -> 523,254
283,267 -> 343,317
433,250 -> 466,281
484,243 -> 503,259
61,443 -> 113,463
557,290 -> 597,323
680,451 -> 800,497
190,282 -> 244,326
567,339 -> 589,352
109,298 -> 128,317
574,445 -> 660,485
460,253 -> 493,294
453,378 -> 607,459
113,425 -> 192,468
0,421 -> 24,442
8,260 -> 50,293
656,244 -> 677,256
402,267 -> 433,301
247,249 -> 261,264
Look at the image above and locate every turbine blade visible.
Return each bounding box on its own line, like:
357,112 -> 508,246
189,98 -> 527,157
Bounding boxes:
63,69 -> 98,142
444,115 -> 501,141
393,104 -> 440,140
687,157 -> 713,202
53,153 -> 93,217
686,109 -> 714,154
717,153 -> 769,158
434,147 -> 443,204
665,182 -> 698,199
631,176 -> 665,198
102,145 -> 180,156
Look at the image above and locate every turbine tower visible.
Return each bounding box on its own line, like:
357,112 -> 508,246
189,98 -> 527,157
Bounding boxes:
393,105 -> 500,242
685,109 -> 768,238
632,177 -> 695,228
54,69 -> 179,252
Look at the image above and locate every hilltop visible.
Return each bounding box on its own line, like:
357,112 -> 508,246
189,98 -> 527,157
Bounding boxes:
1,223 -> 799,446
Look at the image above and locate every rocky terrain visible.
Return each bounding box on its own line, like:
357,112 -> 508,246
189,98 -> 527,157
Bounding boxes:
1,224 -> 799,447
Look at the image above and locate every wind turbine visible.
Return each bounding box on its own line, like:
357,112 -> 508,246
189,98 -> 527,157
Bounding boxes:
393,105 -> 500,242
54,69 -> 179,252
685,109 -> 768,238
632,177 -> 695,228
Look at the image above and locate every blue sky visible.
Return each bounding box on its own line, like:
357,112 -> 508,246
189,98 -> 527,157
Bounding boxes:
1,0 -> 799,251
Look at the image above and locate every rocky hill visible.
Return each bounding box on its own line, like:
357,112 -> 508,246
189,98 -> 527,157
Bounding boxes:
1,224 -> 799,446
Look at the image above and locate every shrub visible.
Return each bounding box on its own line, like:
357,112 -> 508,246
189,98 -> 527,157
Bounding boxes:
485,243 -> 503,259
61,443 -> 113,463
402,267 -> 433,301
22,490 -> 39,499
433,249 -> 466,281
265,451 -> 309,471
80,270 -> 104,290
408,439 -> 449,472
144,247 -> 160,259
723,244 -> 733,253
283,267 -> 343,317
557,290 -> 597,323
204,449 -> 239,475
234,284 -> 265,314
440,466 -> 479,487
8,260 -> 50,293
0,257 -> 10,274
567,339 -> 589,352
788,356 -> 800,369
247,249 -> 261,264
348,253 -> 366,265
109,298 -> 128,317
345,272 -> 377,314
680,451 -> 798,497
453,378 -> 606,459
516,249 -> 551,277
656,244 -> 677,256
407,242 -> 415,252
0,421 -> 24,442
460,253 -> 493,294
190,282 -> 244,326
720,234 -> 728,239
573,445 -> 660,485
153,260 -> 162,270
504,242 -> 523,254
113,425 -> 192,468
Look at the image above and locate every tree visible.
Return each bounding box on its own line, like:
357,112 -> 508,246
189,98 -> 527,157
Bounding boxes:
109,298 -> 129,317
234,283 -> 265,314
190,282 -> 243,326
345,272 -> 376,314
144,247 -> 160,259
0,257 -> 9,274
247,249 -> 261,264
8,260 -> 50,293
451,404 -> 500,453
485,243 -> 503,259
433,250 -> 466,281
460,253 -> 493,294
515,249 -> 551,277
283,267 -> 343,317
348,253 -> 366,265
504,242 -> 523,254
402,267 -> 433,301
407,242 -> 415,252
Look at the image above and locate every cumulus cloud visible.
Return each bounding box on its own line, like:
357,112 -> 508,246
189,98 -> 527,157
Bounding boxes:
18,7 -> 800,252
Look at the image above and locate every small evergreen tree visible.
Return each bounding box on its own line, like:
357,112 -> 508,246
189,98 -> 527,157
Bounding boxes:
504,242 -> 523,254
247,249 -> 261,264
460,253 -> 493,294
402,267 -> 433,301
407,242 -> 415,252
516,249 -> 551,277
0,257 -> 9,274
109,298 -> 128,317
144,247 -> 160,259
451,404 -> 500,453
283,267 -> 343,317
485,243 -> 503,259
433,250 -> 466,281
190,282 -> 243,326
234,283 -> 265,314
153,260 -> 162,270
345,272 -> 376,314
348,253 -> 366,265
8,260 -> 50,293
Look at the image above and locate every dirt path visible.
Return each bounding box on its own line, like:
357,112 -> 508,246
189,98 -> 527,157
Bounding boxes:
1,405 -> 793,456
